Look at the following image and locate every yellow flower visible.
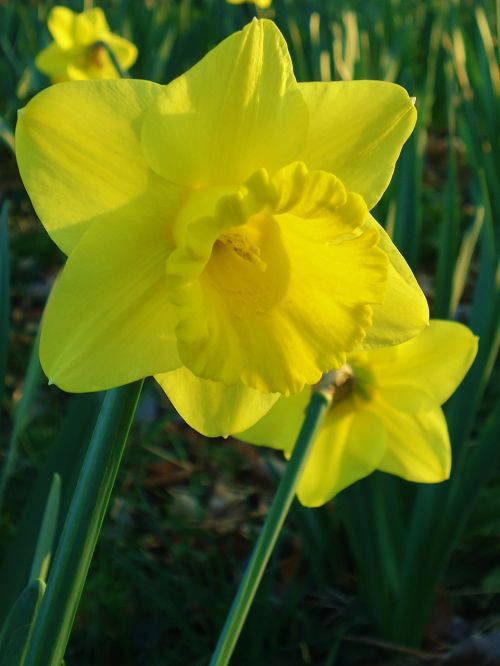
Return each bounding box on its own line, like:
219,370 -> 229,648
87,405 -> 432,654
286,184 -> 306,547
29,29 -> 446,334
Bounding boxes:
17,20 -> 428,435
227,0 -> 273,8
35,6 -> 137,82
238,320 -> 478,507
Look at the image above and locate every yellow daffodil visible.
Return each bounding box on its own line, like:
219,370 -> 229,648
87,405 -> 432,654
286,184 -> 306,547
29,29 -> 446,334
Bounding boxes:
227,0 -> 273,8
17,20 -> 428,436
35,6 -> 137,82
238,320 -> 478,507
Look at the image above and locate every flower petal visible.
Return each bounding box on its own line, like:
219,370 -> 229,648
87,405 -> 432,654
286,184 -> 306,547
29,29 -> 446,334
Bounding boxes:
40,208 -> 181,392
237,389 -> 312,452
16,79 -> 164,254
376,401 -> 451,482
296,405 -> 387,507
368,319 -> 478,410
362,215 -> 429,347
34,42 -> 74,81
47,6 -> 76,49
106,34 -> 138,71
156,367 -> 279,437
77,7 -> 110,39
299,81 -> 416,209
141,19 -> 307,187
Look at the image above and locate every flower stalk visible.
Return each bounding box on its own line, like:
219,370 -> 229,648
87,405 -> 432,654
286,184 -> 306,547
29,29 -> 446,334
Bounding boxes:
92,40 -> 127,78
209,382 -> 334,666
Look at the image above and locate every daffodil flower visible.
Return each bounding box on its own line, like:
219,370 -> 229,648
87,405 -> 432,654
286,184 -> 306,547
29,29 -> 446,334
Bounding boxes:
238,321 -> 478,507
17,20 -> 428,436
35,6 -> 137,82
227,0 -> 273,8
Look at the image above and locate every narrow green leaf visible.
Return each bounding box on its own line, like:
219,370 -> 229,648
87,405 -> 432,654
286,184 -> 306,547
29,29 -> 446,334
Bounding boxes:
434,67 -> 459,318
24,381 -> 143,666
0,393 -> 103,624
0,328 -> 45,511
0,116 -> 15,153
0,579 -> 45,666
0,199 -> 10,420
29,474 -> 61,584
391,130 -> 421,269
450,205 -> 484,315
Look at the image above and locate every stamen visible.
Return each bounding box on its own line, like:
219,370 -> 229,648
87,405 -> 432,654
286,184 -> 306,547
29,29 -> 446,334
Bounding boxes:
219,231 -> 267,272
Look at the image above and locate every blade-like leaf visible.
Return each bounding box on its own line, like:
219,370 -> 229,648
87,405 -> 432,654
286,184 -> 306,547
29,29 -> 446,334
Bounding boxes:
0,579 -> 45,666
29,474 -> 61,584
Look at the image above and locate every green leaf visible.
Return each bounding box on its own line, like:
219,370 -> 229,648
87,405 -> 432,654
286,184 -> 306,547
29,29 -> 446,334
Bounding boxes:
0,328 -> 45,511
23,381 -> 143,666
29,474 -> 61,584
0,579 -> 45,666
450,204 -> 484,315
0,393 -> 103,624
0,200 -> 9,423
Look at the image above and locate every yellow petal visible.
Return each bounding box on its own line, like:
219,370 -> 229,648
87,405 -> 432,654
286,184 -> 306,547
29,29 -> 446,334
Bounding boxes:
167,164 -> 388,394
106,34 -> 138,71
77,7 -> 110,40
16,79 -> 164,254
34,42 -> 74,82
296,405 -> 387,507
47,6 -> 76,49
367,319 -> 478,411
362,214 -> 429,347
141,19 -> 307,187
66,63 -> 90,80
299,81 -> 416,209
237,389 -> 312,452
156,367 -> 279,437
227,0 -> 272,6
40,208 -> 181,392
376,401 -> 451,482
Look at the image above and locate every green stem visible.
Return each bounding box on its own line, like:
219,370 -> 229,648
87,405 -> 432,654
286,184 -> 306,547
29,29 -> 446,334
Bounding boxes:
93,40 -> 126,78
209,386 -> 333,666
24,380 -> 143,666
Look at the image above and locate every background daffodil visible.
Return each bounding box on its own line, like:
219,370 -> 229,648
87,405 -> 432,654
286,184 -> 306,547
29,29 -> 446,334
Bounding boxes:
238,320 -> 478,507
35,6 -> 137,82
17,19 -> 428,435
227,0 -> 273,8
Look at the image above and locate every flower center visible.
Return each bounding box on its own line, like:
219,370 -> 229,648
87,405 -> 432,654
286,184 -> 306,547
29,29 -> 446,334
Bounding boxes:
331,364 -> 355,404
89,43 -> 107,68
217,228 -> 267,272
327,361 -> 376,407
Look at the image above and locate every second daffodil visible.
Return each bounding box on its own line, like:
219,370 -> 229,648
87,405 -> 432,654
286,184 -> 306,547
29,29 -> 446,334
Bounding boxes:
238,321 -> 478,507
17,20 -> 428,436
35,6 -> 137,82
